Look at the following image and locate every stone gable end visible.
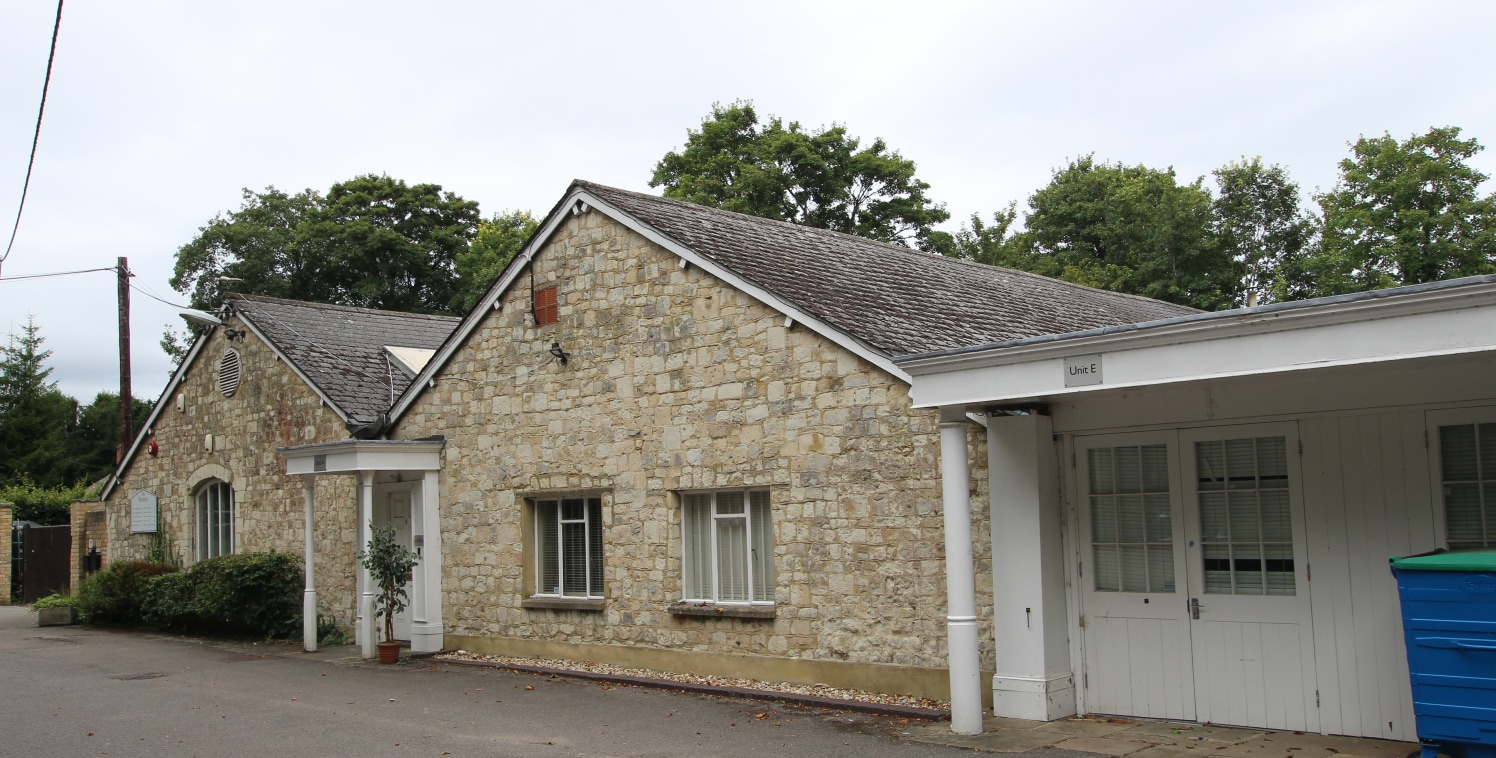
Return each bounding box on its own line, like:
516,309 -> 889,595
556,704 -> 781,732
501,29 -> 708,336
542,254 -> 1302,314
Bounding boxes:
394,209 -> 994,696
103,319 -> 361,626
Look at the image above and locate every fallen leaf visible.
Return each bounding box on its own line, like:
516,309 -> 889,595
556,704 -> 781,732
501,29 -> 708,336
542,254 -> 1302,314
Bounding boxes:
525,685 -> 534,691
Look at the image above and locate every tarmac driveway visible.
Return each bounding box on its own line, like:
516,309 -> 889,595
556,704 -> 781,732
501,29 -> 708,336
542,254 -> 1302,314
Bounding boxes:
0,606 -> 986,757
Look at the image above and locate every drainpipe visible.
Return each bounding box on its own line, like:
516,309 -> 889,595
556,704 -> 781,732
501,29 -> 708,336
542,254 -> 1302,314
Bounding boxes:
940,405 -> 983,734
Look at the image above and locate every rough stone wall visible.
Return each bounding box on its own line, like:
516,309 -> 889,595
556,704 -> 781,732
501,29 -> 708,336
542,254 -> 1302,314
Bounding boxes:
69,500 -> 108,592
0,502 -> 11,604
101,321 -> 360,626
395,210 -> 994,676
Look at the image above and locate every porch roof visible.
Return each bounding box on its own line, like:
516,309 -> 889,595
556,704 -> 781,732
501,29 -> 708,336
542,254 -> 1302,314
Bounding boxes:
277,438 -> 444,475
897,275 -> 1496,409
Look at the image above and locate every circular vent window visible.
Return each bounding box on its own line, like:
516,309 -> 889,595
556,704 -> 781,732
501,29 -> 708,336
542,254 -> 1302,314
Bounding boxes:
219,348 -> 242,398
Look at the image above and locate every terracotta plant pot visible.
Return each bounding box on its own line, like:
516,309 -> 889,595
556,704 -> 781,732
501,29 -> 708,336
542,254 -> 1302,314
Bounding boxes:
376,640 -> 402,664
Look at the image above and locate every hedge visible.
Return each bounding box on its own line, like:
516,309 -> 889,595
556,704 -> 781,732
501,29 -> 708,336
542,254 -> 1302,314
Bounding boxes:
79,552 -> 303,639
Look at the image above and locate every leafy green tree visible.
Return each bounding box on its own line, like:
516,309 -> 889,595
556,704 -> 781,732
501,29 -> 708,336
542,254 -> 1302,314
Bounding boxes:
1017,156 -> 1236,310
1212,158 -> 1317,305
170,175 -> 481,314
1315,126 -> 1496,293
942,204 -> 1024,268
0,318 -> 76,487
651,101 -> 951,250
170,186 -> 320,309
66,392 -> 152,483
452,209 -> 540,312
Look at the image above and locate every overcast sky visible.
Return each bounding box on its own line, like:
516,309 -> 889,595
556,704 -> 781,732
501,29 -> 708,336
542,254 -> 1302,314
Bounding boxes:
1,1 -> 1493,403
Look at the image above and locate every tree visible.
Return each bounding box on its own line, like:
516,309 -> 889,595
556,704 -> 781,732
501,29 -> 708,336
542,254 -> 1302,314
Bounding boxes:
650,101 -> 951,250
452,210 -> 540,312
66,392 -> 152,483
170,175 -> 481,314
0,318 -> 75,488
942,203 -> 1025,268
1017,156 -> 1237,310
1212,158 -> 1316,305
1315,126 -> 1496,294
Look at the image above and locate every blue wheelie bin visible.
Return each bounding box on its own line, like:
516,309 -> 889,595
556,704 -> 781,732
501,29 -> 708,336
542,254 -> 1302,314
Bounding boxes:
1392,549 -> 1496,758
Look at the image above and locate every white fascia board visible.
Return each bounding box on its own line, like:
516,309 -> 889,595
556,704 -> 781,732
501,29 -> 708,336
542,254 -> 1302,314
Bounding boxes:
234,314 -> 352,424
387,187 -> 909,424
101,329 -> 212,500
279,440 -> 444,474
905,286 -> 1496,409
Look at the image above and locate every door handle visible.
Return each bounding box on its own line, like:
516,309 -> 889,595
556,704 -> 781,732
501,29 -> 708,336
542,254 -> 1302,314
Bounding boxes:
1189,597 -> 1201,620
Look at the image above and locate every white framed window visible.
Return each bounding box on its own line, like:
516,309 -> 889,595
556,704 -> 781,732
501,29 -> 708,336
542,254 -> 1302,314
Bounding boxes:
1433,413 -> 1496,550
195,480 -> 235,561
1194,436 -> 1294,596
533,496 -> 603,598
682,490 -> 773,604
1088,443 -> 1175,593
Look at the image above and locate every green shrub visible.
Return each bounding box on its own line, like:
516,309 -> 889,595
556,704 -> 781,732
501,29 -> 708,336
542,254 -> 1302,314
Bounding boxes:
75,560 -> 177,625
0,478 -> 93,525
187,551 -> 303,638
140,571 -> 197,631
139,552 -> 303,639
29,593 -> 77,611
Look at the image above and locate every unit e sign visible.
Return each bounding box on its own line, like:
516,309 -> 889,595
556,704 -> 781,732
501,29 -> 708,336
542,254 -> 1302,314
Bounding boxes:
1063,354 -> 1103,388
130,490 -> 159,533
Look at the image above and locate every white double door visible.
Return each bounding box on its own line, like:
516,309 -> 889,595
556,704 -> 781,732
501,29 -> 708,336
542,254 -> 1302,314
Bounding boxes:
1075,423 -> 1319,732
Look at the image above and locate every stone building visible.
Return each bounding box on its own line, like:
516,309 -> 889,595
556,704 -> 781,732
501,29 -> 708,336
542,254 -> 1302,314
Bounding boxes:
304,181 -> 1189,701
100,295 -> 457,627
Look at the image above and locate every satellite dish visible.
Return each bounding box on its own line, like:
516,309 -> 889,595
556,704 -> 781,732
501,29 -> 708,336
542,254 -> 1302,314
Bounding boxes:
179,309 -> 223,329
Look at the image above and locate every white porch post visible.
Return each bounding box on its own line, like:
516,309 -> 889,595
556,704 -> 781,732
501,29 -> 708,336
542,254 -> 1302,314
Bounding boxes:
409,470 -> 444,653
301,474 -> 317,652
988,413 -> 1075,720
939,406 -> 984,735
358,472 -> 376,659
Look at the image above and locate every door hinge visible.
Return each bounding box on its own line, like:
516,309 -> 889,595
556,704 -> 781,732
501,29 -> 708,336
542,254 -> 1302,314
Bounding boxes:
1306,563 -> 1311,581
1425,430 -> 1430,449
1084,672 -> 1089,688
1298,439 -> 1303,456
1078,615 -> 1086,628
1078,561 -> 1083,578
1316,690 -> 1321,708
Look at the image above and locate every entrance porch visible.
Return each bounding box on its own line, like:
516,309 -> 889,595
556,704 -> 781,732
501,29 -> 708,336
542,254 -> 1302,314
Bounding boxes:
278,439 -> 445,659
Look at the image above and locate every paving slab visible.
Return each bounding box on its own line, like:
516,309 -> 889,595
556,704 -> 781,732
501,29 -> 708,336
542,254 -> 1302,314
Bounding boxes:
908,722 -> 1066,753
1121,721 -> 1269,744
1038,718 -> 1144,737
1128,744 -> 1224,758
1051,736 -> 1159,756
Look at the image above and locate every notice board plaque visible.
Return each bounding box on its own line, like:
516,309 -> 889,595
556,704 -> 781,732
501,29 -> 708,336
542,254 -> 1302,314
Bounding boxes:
130,490 -> 159,533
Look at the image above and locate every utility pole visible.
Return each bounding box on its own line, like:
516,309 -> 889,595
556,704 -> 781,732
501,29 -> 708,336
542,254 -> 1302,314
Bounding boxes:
117,256 -> 132,463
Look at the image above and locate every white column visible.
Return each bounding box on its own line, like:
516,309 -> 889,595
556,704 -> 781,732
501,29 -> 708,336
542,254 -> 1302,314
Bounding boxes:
409,470 -> 444,653
358,472 -> 376,659
302,474 -> 318,652
988,413 -> 1075,721
939,406 -> 984,735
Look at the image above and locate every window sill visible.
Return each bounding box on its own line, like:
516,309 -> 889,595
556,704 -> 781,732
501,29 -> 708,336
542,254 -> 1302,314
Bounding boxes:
522,596 -> 605,612
668,602 -> 777,620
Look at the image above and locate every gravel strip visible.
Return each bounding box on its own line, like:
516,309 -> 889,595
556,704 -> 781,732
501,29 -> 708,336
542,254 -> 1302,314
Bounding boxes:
432,650 -> 951,720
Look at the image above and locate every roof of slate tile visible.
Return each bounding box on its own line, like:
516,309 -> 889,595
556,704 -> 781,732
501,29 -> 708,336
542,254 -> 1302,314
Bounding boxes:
229,294 -> 459,421
576,181 -> 1199,357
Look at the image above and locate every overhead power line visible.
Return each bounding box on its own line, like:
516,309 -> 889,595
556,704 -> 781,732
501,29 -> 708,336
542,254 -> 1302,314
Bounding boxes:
0,265 -> 113,281
0,0 -> 66,279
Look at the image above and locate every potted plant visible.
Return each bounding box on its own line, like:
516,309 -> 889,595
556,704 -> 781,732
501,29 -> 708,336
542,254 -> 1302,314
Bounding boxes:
30,593 -> 78,626
358,524 -> 419,664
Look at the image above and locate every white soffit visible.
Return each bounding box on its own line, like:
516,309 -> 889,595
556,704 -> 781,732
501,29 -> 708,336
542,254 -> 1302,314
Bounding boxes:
385,346 -> 437,377
903,281 -> 1496,409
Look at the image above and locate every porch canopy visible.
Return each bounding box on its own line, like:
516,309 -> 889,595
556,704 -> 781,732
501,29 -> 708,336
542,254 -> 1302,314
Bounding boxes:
278,438 -> 444,659
894,275 -> 1496,728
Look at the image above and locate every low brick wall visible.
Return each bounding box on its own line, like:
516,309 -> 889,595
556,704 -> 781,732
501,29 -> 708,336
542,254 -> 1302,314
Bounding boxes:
1,502 -> 12,605
70,500 -> 108,592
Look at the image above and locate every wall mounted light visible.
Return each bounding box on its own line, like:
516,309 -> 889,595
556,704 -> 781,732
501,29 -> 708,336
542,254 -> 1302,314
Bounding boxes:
549,342 -> 570,366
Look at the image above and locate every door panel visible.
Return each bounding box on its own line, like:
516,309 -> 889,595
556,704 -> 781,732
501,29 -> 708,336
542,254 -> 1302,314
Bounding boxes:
373,487 -> 414,641
1181,424 -> 1318,733
1077,433 -> 1196,721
